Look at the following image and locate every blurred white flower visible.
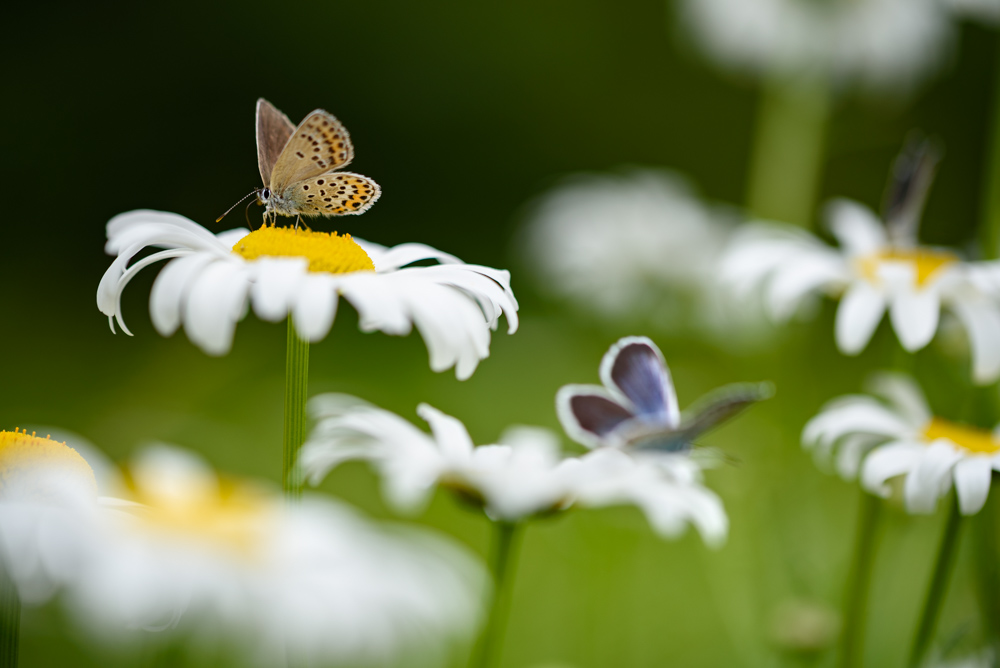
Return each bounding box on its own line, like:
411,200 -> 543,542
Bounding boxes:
71,445 -> 485,665
722,199 -> 1000,383
803,373 -> 1000,515
676,0 -> 952,95
0,429 -> 101,606
98,210 -> 518,379
299,395 -> 728,545
519,170 -> 759,335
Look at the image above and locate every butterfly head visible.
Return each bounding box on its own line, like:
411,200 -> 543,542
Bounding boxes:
257,188 -> 271,206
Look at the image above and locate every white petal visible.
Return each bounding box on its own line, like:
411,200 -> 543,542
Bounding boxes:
949,295 -> 1000,385
416,404 -> 474,460
954,457 -> 993,515
292,274 -> 338,342
836,281 -> 886,355
249,258 -> 309,322
183,262 -> 251,355
149,253 -> 216,336
861,442 -> 923,497
889,288 -> 940,351
904,440 -> 962,514
866,373 -> 932,426
766,255 -> 844,321
825,199 -> 888,255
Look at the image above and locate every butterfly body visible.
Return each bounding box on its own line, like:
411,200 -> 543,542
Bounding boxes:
557,336 -> 771,453
253,99 -> 381,223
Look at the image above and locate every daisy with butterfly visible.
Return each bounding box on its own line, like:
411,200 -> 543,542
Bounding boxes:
97,99 -> 519,497
298,335 -> 768,668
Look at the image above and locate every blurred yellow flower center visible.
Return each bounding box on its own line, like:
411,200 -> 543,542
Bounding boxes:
232,225 -> 375,274
856,248 -> 957,287
125,475 -> 274,556
923,417 -> 999,455
0,429 -> 97,497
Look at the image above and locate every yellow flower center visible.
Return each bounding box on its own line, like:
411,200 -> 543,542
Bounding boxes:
232,225 -> 375,274
923,417 -> 1000,455
123,474 -> 275,556
856,248 -> 957,287
0,429 -> 97,499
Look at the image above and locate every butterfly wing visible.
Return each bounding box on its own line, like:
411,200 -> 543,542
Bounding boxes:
256,99 -> 296,188
280,172 -> 382,217
556,385 -> 635,449
882,135 -> 940,246
632,382 -> 772,453
600,337 -> 679,428
269,110 -> 356,194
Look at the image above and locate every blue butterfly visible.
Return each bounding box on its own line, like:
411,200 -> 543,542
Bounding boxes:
556,336 -> 772,453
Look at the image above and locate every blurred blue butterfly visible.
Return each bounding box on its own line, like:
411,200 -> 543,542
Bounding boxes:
557,336 -> 772,452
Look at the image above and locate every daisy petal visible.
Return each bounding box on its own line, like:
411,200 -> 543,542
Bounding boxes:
836,281 -> 886,355
954,456 -> 992,515
861,441 -> 923,497
889,288 -> 940,351
950,295 -> 1000,385
904,440 -> 961,514
183,262 -> 251,356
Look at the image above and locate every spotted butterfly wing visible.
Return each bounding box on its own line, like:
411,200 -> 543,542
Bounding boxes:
283,172 -> 382,217
256,98 -> 296,188
269,109 -> 355,194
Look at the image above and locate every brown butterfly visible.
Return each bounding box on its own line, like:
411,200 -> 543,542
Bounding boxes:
221,99 -> 381,226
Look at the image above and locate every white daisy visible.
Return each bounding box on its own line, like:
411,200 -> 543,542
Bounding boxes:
803,373 -> 1000,515
520,170 -> 732,323
721,198 -> 1000,383
676,0 -> 952,95
0,429 -> 102,607
97,210 -> 518,380
70,445 -> 485,665
299,394 -> 727,545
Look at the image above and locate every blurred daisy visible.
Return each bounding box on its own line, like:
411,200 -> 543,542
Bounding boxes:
299,395 -> 727,545
71,445 -> 484,665
521,170 -> 730,321
0,429 -> 101,606
721,169 -> 1000,382
803,373 -> 1000,515
97,210 -> 518,379
676,0 -> 952,95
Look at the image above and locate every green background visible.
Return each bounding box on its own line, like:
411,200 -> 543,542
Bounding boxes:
2,1 -> 999,666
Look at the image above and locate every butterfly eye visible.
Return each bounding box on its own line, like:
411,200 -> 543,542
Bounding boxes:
261,188 -> 271,201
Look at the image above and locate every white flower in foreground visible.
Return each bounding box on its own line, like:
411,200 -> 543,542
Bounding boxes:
97,210 -> 518,379
676,0 -> 952,95
803,373 -> 1000,515
721,198 -> 1000,383
0,429 -> 101,606
71,445 -> 485,665
299,395 -> 727,545
521,170 -> 732,325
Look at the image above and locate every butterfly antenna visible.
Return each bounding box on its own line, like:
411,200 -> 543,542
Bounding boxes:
244,197 -> 259,231
216,189 -> 259,224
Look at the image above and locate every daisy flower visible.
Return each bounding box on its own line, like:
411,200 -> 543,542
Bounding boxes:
676,0 -> 952,95
519,170 -> 733,325
0,429 -> 102,607
803,373 -> 1000,515
721,195 -> 1000,383
97,210 -> 518,380
70,445 -> 485,665
298,394 -> 728,545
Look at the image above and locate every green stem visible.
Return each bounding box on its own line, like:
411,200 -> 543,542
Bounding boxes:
973,484 -> 1000,658
979,43 -> 1000,261
469,522 -> 523,668
0,564 -> 18,668
746,75 -> 831,229
908,496 -> 964,668
283,318 -> 310,500
838,491 -> 883,668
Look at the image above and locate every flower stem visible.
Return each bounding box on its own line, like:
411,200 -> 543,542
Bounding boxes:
746,75 -> 831,229
0,564 -> 19,668
469,522 -> 523,668
837,491 -> 883,668
283,318 -> 310,500
973,483 -> 1000,658
979,44 -> 1000,261
907,495 -> 964,668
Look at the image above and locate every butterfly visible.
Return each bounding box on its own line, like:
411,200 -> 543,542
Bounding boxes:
556,336 -> 772,453
224,99 -> 382,226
